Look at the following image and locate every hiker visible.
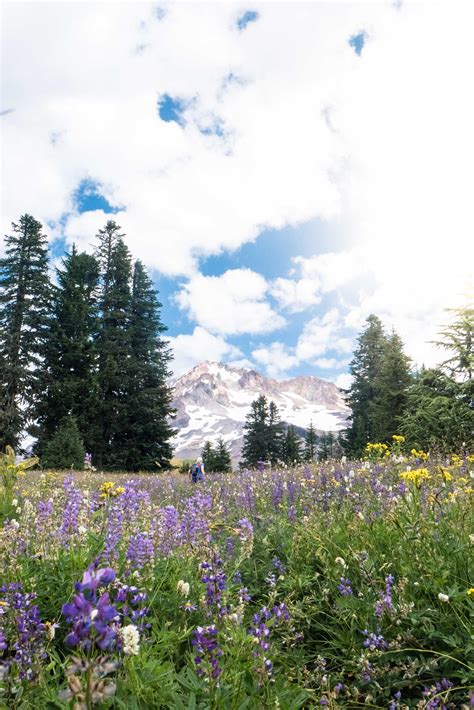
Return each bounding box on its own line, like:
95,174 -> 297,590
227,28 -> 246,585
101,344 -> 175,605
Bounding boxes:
189,457 -> 205,484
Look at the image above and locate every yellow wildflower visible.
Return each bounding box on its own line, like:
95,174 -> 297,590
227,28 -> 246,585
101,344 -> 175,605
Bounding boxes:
392,435 -> 405,444
467,588 -> 474,596
400,468 -> 432,486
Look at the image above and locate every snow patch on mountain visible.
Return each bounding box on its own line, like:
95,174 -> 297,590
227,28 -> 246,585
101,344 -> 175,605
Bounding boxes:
171,361 -> 349,463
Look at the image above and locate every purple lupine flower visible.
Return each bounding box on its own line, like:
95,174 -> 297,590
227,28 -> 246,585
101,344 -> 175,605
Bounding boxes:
272,557 -> 286,574
238,588 -> 251,603
362,630 -> 388,651
375,574 -> 395,618
58,478 -> 83,542
0,583 -> 47,681
236,518 -> 253,543
338,577 -> 353,596
126,531 -> 154,572
200,556 -> 227,616
62,564 -> 119,654
192,625 -> 223,680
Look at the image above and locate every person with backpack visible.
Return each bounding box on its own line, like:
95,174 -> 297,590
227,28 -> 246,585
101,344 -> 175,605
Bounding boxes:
189,457 -> 205,484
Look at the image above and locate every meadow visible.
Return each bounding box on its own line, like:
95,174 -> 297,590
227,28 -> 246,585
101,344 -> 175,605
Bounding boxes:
0,444 -> 473,709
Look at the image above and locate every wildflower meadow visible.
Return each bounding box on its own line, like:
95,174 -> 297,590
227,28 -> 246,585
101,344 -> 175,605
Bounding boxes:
0,442 -> 473,709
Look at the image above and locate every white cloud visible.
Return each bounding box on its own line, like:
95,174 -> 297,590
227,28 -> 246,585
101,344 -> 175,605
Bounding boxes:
168,326 -> 241,378
296,309 -> 354,361
175,269 -> 285,336
252,342 -> 299,378
2,1 -> 474,371
270,277 -> 321,313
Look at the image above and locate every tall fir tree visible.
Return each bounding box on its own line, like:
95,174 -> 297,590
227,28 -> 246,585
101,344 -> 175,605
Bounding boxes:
123,260 -> 174,471
399,367 -> 474,453
34,246 -> 100,455
304,421 -> 318,462
267,400 -> 284,465
283,425 -> 302,465
344,314 -> 387,456
242,395 -> 269,467
201,441 -> 216,471
0,215 -> 52,450
214,437 -> 232,472
94,222 -> 133,469
432,304 -> 473,381
372,330 -> 412,442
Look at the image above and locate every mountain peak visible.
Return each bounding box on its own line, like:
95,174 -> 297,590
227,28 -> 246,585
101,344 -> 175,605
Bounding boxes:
171,361 -> 349,464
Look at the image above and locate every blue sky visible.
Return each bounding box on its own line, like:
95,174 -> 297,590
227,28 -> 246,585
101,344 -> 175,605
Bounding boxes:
2,2 -> 472,382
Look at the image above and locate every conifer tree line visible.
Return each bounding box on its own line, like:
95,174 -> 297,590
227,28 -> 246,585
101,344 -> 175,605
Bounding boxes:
241,399 -> 345,468
242,308 -> 473,465
201,438 -> 232,472
343,310 -> 474,456
0,214 -> 175,470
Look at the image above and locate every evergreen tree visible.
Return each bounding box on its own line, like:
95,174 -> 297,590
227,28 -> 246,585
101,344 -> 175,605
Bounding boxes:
123,260 -> 174,471
242,395 -> 269,467
304,421 -> 318,462
42,417 -> 85,470
433,304 -> 474,381
318,432 -> 336,461
372,330 -> 412,442
213,437 -> 232,472
94,222 -> 133,468
267,400 -> 284,465
399,367 -> 474,453
344,315 -> 387,456
283,425 -> 302,465
0,215 -> 52,450
34,246 -> 100,454
201,441 -> 216,472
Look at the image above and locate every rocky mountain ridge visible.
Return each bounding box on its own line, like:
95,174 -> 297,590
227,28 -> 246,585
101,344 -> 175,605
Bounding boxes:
171,361 -> 349,464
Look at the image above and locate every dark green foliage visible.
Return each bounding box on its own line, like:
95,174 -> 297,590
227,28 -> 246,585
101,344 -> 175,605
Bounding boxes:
344,314 -> 387,456
242,396 -> 285,467
283,425 -> 302,465
214,437 -> 232,472
201,438 -> 232,472
94,223 -> 133,469
304,421 -> 318,462
34,246 -> 100,455
318,431 -> 335,461
433,304 -> 473,381
0,215 -> 53,450
372,330 -> 412,442
42,417 -> 85,470
267,400 -> 285,465
399,367 -> 474,453
123,260 -> 174,471
201,441 -> 215,471
242,395 -> 270,467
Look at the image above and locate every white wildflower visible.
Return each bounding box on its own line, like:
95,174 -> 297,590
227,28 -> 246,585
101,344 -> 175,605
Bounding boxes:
120,624 -> 140,655
78,525 -> 87,535
335,557 -> 347,568
177,580 -> 190,597
438,593 -> 450,602
469,534 -> 474,544
11,499 -> 18,507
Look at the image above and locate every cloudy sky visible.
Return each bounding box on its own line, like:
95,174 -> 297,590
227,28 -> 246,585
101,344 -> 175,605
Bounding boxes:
2,1 -> 473,383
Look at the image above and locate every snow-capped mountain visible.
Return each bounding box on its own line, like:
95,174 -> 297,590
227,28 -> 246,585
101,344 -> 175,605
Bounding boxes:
171,361 -> 349,463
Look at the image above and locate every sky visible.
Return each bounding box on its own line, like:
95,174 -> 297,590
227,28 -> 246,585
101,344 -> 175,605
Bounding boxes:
1,1 -> 473,384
